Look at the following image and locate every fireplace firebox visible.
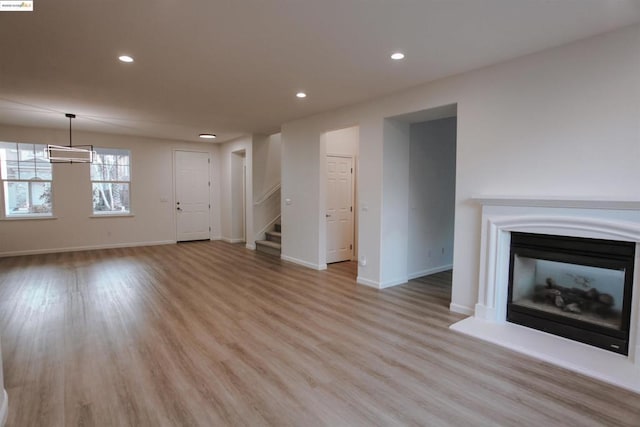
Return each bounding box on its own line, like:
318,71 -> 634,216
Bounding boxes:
508,232 -> 635,355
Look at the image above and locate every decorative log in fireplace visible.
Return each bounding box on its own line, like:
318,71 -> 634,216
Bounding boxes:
507,232 -> 635,355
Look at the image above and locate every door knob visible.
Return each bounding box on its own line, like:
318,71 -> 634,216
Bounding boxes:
326,214 -> 331,218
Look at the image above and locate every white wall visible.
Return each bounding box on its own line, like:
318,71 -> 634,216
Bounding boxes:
253,133 -> 281,198
281,24 -> 640,311
325,127 -> 359,157
408,117 -> 456,278
230,151 -> 246,241
380,119 -> 411,286
0,124 -> 221,256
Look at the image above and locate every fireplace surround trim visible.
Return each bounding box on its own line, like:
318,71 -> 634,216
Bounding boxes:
451,197 -> 640,393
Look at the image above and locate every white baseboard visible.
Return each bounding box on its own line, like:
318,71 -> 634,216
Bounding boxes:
356,276 -> 408,289
0,389 -> 8,427
220,237 -> 245,244
0,240 -> 176,258
449,302 -> 474,316
379,277 -> 409,288
246,243 -> 256,250
408,264 -> 453,280
280,254 -> 327,270
356,276 -> 380,288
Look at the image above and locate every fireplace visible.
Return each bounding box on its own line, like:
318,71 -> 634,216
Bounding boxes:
450,197 -> 640,393
507,232 -> 634,355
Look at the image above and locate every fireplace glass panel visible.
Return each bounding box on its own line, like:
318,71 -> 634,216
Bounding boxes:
511,256 -> 625,331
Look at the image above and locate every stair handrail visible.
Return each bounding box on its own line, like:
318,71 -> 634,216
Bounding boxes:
254,183 -> 281,206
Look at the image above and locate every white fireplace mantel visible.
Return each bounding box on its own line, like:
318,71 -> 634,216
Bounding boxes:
451,196 -> 640,394
471,196 -> 640,211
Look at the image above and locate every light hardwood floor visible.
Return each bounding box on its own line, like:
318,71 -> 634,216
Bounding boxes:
0,241 -> 638,426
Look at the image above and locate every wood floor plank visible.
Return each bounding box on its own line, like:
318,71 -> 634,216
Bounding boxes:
0,241 -> 639,426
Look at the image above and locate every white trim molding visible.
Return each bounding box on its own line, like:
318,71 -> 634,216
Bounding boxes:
220,237 -> 245,244
451,198 -> 640,393
356,276 -> 380,288
0,240 -> 176,258
408,264 -> 453,280
281,254 -> 327,270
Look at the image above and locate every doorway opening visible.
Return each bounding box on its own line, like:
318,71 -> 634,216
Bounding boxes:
231,150 -> 247,243
383,104 -> 457,303
321,126 -> 359,272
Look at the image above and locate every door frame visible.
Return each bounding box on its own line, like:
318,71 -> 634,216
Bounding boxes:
229,149 -> 247,244
323,153 -> 356,264
173,149 -> 212,242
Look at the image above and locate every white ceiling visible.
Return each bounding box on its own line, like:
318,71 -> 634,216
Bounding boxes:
1,0 -> 639,143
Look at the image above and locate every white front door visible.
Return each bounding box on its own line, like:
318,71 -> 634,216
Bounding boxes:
175,150 -> 211,242
326,155 -> 353,263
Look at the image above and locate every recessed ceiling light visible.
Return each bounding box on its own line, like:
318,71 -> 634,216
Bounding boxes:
390,52 -> 405,60
199,133 -> 217,139
296,92 -> 307,99
118,55 -> 134,63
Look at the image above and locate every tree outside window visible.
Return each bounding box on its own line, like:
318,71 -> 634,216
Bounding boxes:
91,148 -> 131,214
0,142 -> 53,217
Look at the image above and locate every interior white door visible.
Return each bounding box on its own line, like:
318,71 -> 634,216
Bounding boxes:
326,155 -> 354,263
175,151 -> 211,242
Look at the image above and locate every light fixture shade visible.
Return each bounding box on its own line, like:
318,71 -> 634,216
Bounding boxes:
46,145 -> 96,163
45,113 -> 96,163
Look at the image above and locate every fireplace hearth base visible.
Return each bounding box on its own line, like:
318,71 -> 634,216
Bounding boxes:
450,197 -> 640,394
450,316 -> 640,393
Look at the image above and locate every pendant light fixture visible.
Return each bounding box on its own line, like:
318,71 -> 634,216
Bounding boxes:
46,113 -> 96,163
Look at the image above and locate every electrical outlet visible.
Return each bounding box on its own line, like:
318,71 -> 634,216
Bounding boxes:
359,255 -> 367,266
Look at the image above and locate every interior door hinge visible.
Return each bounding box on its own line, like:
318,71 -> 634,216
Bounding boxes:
208,158 -> 211,164
208,181 -> 211,187
351,168 -> 353,173
350,244 -> 352,250
209,226 -> 211,232
209,204 -> 211,209
350,206 -> 352,212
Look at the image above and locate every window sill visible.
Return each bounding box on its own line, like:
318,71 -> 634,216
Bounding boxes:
1,216 -> 57,221
90,213 -> 134,218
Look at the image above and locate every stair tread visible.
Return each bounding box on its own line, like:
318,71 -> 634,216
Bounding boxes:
266,230 -> 281,237
255,240 -> 281,249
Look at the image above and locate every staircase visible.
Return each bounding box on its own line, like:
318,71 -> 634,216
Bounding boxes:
255,222 -> 281,257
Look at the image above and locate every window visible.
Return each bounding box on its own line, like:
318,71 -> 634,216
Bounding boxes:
91,148 -> 131,214
0,142 -> 53,217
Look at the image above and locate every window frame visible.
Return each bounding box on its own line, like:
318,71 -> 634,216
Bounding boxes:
90,147 -> 132,216
0,141 -> 54,219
